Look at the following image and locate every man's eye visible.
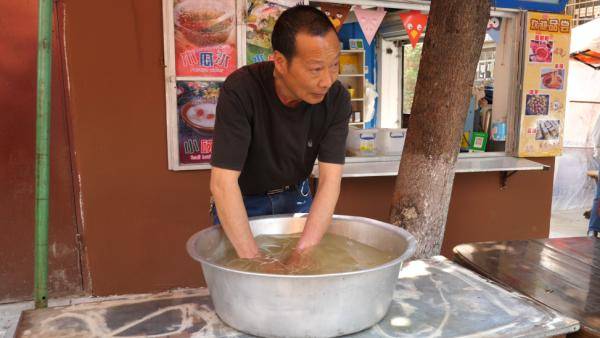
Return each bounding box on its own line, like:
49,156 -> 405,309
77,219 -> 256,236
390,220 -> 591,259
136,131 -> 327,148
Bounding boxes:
311,68 -> 323,73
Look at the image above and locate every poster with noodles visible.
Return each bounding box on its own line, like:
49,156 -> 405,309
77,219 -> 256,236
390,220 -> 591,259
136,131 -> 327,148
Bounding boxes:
174,0 -> 237,77
246,0 -> 303,64
517,11 -> 571,157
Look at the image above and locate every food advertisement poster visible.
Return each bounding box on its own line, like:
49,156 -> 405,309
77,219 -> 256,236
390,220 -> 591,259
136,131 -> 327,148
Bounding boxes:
517,12 -> 571,157
246,0 -> 302,65
174,0 -> 237,77
176,81 -> 222,164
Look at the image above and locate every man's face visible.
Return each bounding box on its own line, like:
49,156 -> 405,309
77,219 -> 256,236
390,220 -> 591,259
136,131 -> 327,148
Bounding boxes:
274,30 -> 340,104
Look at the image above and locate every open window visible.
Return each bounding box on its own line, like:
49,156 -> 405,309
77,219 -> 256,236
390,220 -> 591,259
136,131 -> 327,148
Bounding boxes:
376,11 -> 521,154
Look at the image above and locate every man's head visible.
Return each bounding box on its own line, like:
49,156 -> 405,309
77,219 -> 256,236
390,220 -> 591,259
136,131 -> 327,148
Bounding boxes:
271,5 -> 340,104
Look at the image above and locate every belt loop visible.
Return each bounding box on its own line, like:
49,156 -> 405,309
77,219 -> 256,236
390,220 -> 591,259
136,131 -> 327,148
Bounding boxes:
299,179 -> 310,197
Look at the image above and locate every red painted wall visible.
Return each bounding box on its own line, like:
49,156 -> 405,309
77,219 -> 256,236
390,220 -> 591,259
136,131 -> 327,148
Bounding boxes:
60,0 -> 211,295
335,157 -> 555,258
0,0 -> 82,302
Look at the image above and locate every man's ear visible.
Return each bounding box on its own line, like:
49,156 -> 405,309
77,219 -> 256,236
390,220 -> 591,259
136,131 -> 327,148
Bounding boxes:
272,51 -> 288,75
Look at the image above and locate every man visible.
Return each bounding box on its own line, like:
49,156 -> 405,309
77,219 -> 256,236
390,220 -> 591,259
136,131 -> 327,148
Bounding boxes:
209,5 -> 351,261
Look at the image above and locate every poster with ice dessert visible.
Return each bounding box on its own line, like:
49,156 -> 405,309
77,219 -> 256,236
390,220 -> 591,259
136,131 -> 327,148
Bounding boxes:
246,0 -> 303,65
176,81 -> 222,164
517,12 -> 571,157
174,0 -> 237,77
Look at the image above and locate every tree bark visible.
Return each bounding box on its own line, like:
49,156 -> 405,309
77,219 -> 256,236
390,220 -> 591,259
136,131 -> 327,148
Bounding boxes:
390,0 -> 491,258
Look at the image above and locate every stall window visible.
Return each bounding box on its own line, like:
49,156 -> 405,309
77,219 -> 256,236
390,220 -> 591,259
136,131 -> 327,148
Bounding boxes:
476,46 -> 496,82
377,15 -> 517,153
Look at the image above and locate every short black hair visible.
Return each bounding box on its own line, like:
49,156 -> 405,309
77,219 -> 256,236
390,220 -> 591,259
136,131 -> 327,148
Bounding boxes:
271,5 -> 337,61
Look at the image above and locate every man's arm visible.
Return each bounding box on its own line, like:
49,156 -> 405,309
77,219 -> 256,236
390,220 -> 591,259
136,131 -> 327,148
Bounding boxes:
295,162 -> 343,251
210,167 -> 259,258
293,83 -> 350,252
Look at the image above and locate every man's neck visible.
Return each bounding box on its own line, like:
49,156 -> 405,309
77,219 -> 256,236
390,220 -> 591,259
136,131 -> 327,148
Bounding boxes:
273,70 -> 301,108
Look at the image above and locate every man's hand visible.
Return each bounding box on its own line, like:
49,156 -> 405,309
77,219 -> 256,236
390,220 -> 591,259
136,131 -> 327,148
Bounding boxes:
250,255 -> 288,274
296,162 -> 343,251
237,249 -> 318,275
284,248 -> 318,274
210,167 -> 259,258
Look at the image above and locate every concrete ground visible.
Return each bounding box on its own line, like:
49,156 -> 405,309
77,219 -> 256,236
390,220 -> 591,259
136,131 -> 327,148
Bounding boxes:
0,294 -> 126,338
550,208 -> 589,238
1,301 -> 30,338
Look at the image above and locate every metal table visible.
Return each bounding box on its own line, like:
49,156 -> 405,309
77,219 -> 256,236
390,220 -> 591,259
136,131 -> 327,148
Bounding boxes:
455,237 -> 600,338
15,257 -> 578,337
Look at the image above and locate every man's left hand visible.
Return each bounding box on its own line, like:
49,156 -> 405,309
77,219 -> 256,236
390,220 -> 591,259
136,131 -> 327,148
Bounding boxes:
284,248 -> 318,274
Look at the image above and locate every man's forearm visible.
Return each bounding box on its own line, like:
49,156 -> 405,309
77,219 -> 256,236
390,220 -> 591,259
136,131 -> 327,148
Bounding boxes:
296,177 -> 340,251
211,179 -> 259,258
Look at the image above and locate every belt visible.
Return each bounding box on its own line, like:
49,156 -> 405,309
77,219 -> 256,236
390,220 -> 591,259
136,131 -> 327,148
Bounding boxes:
266,184 -> 297,195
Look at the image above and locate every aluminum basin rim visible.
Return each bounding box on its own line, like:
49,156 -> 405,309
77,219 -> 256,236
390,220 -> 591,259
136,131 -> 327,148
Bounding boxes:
186,213 -> 417,279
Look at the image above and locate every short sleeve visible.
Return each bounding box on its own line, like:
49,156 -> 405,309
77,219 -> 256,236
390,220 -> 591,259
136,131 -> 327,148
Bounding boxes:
317,88 -> 351,164
210,86 -> 251,171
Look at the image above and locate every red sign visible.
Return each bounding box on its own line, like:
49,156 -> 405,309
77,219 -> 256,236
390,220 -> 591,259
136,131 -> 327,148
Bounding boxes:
399,10 -> 428,48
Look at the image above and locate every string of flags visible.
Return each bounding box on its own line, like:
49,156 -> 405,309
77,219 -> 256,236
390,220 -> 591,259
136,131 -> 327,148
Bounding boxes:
319,3 -> 351,32
353,6 -> 387,45
319,4 -> 429,48
399,10 -> 428,48
487,17 -> 502,43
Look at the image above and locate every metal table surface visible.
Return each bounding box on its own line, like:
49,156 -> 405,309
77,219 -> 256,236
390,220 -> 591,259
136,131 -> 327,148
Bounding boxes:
15,257 -> 578,337
312,155 -> 547,178
455,237 -> 600,338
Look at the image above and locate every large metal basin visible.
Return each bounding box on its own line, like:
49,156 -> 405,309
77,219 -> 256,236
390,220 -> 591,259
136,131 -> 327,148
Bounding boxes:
186,214 -> 416,338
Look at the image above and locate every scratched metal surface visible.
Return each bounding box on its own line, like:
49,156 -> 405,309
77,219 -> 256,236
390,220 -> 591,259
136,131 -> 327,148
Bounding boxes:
15,257 -> 579,338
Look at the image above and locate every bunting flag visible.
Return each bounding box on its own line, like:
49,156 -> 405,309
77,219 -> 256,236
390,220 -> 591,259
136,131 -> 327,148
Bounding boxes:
354,6 -> 386,45
319,3 -> 351,32
486,17 -> 502,43
399,10 -> 428,48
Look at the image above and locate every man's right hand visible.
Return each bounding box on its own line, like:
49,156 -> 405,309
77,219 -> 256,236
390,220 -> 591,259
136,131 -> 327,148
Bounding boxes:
210,167 -> 259,258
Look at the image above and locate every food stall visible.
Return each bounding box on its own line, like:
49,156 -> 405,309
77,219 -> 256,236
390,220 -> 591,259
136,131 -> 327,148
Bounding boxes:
162,0 -> 572,256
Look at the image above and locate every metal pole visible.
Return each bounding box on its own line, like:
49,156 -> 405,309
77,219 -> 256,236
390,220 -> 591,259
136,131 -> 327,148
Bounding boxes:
34,0 -> 53,309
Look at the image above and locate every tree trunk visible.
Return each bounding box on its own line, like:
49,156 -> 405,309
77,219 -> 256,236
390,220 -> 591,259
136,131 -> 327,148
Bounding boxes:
390,0 -> 490,258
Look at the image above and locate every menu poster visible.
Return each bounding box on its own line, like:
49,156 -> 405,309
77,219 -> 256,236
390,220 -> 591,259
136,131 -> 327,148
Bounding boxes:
176,81 -> 222,165
174,0 -> 237,77
517,12 -> 571,157
246,0 -> 302,65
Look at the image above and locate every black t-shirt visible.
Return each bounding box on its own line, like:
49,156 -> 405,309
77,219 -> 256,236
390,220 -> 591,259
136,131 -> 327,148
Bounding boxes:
211,61 -> 350,195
